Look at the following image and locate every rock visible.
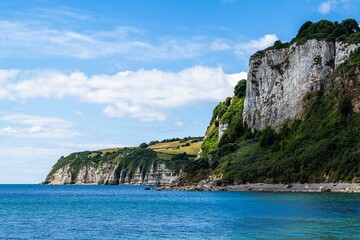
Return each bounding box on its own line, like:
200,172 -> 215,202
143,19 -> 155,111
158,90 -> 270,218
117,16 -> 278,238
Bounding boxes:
144,187 -> 151,190
233,178 -> 243,185
352,177 -> 360,183
243,39 -> 359,130
285,184 -> 293,189
319,186 -> 331,192
218,123 -> 229,140
264,178 -> 274,184
46,162 -> 179,186
213,180 -> 223,186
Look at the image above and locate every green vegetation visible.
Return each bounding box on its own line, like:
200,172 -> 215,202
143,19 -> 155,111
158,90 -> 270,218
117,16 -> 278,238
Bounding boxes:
256,19 -> 360,56
201,80 -> 249,158
335,48 -> 360,76
149,138 -> 203,156
200,91 -> 360,184
234,79 -> 247,98
148,136 -> 203,146
186,62 -> 360,184
115,148 -> 160,180
292,19 -> 360,44
139,142 -> 148,148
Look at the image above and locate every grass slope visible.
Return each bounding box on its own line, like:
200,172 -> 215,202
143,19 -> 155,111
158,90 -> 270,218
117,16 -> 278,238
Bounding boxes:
150,140 -> 202,156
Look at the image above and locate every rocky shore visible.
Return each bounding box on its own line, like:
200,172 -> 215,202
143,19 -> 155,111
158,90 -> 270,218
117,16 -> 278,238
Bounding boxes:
156,183 -> 360,193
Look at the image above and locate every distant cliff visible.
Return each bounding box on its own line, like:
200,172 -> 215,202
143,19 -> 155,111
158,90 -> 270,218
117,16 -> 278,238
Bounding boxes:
44,138 -> 202,185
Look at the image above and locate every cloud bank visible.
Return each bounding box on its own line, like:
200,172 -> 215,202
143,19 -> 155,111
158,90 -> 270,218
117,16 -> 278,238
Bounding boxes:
0,20 -> 277,62
0,67 -> 247,121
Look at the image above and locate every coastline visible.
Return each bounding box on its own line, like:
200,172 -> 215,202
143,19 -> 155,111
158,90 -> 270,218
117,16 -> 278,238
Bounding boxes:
156,183 -> 360,193
42,182 -> 360,193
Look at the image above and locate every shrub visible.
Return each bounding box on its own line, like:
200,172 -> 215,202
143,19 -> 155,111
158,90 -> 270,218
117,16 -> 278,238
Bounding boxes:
234,79 -> 247,98
139,142 -> 148,148
259,126 -> 278,147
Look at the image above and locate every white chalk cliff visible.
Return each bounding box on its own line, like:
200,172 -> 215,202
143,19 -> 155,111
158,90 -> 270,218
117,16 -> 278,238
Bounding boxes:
243,40 -> 360,130
45,162 -> 178,186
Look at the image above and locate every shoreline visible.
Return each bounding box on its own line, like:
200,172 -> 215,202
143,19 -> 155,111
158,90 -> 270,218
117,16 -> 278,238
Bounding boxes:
156,183 -> 360,193
41,182 -> 360,193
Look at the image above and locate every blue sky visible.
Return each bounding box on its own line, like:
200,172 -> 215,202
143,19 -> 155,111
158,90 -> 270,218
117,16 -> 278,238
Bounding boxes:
0,0 -> 359,183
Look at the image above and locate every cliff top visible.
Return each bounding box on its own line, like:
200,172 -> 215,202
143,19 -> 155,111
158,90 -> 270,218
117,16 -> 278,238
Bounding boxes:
256,19 -> 360,56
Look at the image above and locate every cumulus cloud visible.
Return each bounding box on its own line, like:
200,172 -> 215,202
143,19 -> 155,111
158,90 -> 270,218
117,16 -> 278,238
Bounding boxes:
235,34 -> 278,57
0,113 -> 80,138
0,67 -> 247,121
318,1 -> 332,14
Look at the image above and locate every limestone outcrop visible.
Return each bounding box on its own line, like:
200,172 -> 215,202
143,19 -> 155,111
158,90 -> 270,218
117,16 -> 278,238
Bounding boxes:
44,162 -> 178,186
243,39 -> 360,130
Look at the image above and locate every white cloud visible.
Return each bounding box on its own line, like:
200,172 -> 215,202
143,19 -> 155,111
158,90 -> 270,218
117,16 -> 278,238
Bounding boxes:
318,1 -> 332,14
210,39 -> 231,51
0,67 -> 247,121
0,113 -> 80,138
235,34 -> 278,57
0,19 -> 283,62
317,0 -> 359,14
74,110 -> 83,116
0,20 -> 232,60
174,121 -> 185,127
0,19 -> 283,63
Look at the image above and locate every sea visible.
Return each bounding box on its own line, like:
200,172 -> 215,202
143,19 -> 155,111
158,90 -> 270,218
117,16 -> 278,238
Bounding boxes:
0,185 -> 359,239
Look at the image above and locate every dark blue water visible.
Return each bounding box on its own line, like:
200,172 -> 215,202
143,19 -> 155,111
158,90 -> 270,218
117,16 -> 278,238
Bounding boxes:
0,185 -> 359,239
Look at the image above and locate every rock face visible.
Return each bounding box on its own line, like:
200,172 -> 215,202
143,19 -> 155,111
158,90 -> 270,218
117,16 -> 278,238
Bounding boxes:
118,163 -> 179,186
44,162 -> 178,186
218,123 -> 229,140
243,39 -> 360,130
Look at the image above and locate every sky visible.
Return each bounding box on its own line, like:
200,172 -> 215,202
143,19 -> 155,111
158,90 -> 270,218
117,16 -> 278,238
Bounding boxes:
0,0 -> 359,183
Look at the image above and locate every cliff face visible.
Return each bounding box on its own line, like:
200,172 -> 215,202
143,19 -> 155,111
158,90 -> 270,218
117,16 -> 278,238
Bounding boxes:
243,39 -> 360,130
118,163 -> 178,185
195,35 -> 360,184
45,162 -> 178,185
45,162 -> 118,185
44,148 -> 182,186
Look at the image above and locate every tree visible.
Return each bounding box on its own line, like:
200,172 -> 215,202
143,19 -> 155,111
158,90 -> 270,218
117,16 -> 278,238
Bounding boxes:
139,142 -> 148,148
259,126 -> 278,147
340,19 -> 360,35
234,79 -> 247,98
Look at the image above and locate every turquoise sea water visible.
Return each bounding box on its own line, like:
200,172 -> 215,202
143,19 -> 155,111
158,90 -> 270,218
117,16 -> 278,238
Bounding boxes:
0,185 -> 359,239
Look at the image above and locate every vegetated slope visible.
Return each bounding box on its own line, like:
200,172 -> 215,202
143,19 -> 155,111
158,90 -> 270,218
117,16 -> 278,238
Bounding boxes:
182,19 -> 360,184
148,137 -> 203,156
